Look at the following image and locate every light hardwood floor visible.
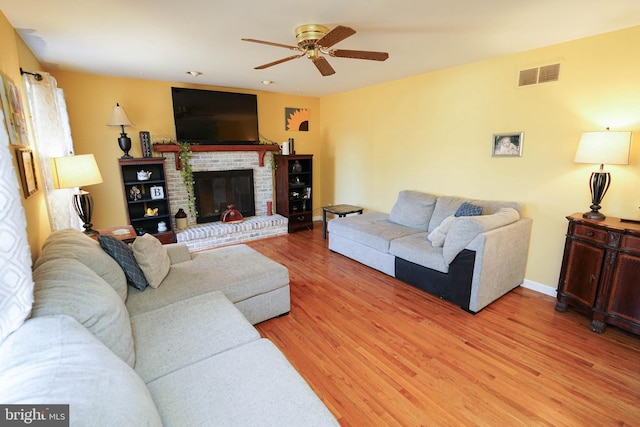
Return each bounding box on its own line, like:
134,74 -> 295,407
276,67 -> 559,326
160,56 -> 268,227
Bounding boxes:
249,223 -> 640,426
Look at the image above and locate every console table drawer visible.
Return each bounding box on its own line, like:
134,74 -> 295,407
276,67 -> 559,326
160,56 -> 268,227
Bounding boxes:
621,234 -> 640,254
573,224 -> 608,245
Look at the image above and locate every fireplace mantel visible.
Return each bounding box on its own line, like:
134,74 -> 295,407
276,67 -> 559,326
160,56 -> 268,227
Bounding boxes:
153,143 -> 279,169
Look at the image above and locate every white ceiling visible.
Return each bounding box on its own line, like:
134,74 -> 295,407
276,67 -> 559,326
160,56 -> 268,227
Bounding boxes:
2,0 -> 640,97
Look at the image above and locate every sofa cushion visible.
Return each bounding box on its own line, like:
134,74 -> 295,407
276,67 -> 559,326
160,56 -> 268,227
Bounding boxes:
35,229 -> 128,302
390,233 -> 450,274
388,190 -> 437,231
328,212 -> 421,253
0,315 -> 162,426
98,235 -> 149,291
443,208 -> 520,264
126,244 -> 289,317
428,196 -> 467,232
132,233 -> 171,288
455,202 -> 483,217
31,258 -> 135,367
146,338 -> 338,426
130,291 -> 260,383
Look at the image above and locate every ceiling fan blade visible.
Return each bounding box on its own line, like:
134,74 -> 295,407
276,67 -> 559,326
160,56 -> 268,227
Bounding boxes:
241,38 -> 299,50
317,25 -> 356,48
331,49 -> 389,61
312,57 -> 335,76
254,53 -> 304,70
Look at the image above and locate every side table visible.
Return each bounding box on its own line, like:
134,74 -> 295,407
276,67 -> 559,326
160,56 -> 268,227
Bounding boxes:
92,225 -> 137,244
322,204 -> 364,239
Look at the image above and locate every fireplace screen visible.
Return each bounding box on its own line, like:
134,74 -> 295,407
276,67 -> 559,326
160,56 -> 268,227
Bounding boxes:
193,169 -> 255,223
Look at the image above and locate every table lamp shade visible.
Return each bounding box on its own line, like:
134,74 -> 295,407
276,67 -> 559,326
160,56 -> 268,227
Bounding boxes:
50,154 -> 103,189
50,154 -> 103,235
574,131 -> 631,166
106,104 -> 133,127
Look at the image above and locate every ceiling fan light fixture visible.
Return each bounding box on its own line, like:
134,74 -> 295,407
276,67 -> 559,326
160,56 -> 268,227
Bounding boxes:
295,24 -> 329,48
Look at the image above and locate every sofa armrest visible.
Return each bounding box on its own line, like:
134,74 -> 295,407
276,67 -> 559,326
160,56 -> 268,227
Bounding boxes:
465,217 -> 532,312
164,243 -> 192,265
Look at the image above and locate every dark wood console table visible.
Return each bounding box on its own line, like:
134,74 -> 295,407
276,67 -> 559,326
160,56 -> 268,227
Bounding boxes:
556,213 -> 640,335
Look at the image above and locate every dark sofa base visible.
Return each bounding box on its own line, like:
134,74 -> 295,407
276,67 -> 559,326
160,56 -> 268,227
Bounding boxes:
394,249 -> 477,313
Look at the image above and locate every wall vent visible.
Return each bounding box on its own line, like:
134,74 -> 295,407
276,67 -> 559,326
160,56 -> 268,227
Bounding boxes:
538,63 -> 561,83
519,68 -> 538,86
518,63 -> 561,86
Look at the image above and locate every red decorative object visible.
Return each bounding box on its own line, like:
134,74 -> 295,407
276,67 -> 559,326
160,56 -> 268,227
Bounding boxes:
221,205 -> 244,223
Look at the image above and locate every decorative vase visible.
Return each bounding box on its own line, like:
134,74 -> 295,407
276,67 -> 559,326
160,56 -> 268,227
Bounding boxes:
221,205 -> 244,223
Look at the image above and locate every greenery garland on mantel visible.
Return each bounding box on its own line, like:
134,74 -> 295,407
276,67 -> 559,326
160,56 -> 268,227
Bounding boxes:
177,141 -> 197,218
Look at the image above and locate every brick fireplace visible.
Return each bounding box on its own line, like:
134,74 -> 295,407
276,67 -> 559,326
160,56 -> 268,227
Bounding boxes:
156,146 -> 287,250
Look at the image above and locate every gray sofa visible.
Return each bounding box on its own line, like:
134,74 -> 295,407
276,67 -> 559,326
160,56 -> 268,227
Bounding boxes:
328,190 -> 532,313
0,229 -> 338,426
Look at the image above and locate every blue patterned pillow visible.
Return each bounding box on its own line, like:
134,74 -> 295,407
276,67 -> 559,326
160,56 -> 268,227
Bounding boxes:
455,202 -> 483,217
98,235 -> 149,290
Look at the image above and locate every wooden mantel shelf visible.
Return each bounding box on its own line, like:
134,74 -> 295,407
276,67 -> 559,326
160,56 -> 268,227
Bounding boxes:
153,143 -> 279,169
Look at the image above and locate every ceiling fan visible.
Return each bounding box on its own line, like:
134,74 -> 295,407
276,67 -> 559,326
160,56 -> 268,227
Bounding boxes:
242,24 -> 389,76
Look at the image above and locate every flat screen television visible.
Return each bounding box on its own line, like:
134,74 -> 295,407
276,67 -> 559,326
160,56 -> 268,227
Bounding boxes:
171,87 -> 259,145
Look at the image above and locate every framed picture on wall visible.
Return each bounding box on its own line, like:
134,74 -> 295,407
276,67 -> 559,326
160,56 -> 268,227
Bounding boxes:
16,147 -> 38,198
0,72 -> 30,146
492,132 -> 523,157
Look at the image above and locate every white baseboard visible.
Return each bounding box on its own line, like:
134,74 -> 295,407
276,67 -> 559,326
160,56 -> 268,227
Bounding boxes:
521,279 -> 557,297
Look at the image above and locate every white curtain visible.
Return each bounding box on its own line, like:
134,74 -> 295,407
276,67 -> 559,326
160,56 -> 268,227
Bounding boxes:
23,72 -> 81,231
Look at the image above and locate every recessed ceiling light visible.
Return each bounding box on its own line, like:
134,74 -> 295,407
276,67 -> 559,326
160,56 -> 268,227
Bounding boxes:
261,80 -> 273,85
186,71 -> 202,77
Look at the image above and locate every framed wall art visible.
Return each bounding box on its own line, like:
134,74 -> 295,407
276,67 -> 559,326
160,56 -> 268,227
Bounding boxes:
16,147 -> 38,198
0,72 -> 29,146
492,132 -> 523,157
285,107 -> 309,131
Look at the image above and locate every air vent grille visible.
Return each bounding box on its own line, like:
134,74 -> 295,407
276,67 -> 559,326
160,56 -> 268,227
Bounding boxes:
518,63 -> 560,86
519,68 -> 538,86
538,64 -> 561,83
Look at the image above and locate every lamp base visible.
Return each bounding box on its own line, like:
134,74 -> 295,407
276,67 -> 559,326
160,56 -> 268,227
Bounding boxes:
583,210 -> 606,220
73,190 -> 98,235
583,170 -> 610,221
118,134 -> 133,159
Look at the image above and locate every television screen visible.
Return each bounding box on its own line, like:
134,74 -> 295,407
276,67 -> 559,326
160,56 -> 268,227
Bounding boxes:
171,87 -> 259,145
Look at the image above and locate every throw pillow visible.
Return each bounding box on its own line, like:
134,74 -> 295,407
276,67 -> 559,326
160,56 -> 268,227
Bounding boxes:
388,190 -> 437,230
427,215 -> 457,247
132,233 -> 171,288
98,235 -> 149,290
455,202 -> 483,217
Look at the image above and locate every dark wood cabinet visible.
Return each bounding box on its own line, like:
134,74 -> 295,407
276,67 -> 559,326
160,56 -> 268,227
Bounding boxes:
556,213 -> 640,335
118,158 -> 175,244
275,154 -> 313,232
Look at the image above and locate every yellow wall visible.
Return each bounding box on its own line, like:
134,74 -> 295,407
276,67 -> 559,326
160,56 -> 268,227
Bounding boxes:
319,26 -> 640,290
3,5 -> 639,291
0,11 -> 50,261
50,72 -> 320,231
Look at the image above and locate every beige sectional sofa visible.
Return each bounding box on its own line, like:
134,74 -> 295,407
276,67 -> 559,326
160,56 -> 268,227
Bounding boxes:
328,190 -> 532,313
0,229 -> 338,426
